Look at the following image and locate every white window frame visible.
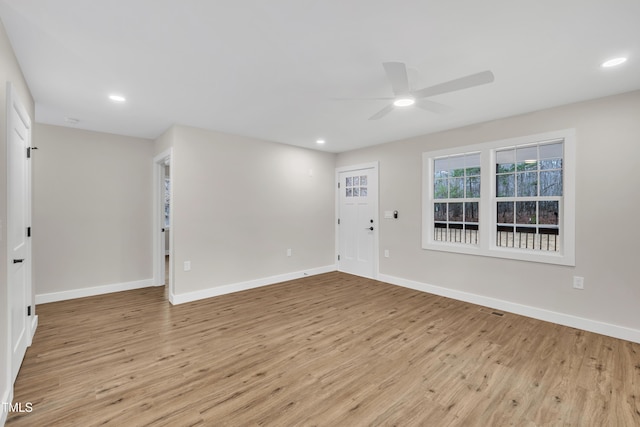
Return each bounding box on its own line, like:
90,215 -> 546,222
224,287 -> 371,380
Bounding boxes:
422,129 -> 576,266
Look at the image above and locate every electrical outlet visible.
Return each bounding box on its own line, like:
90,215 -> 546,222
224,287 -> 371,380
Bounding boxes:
572,276 -> 584,289
184,261 -> 191,271
287,248 -> 292,257
384,249 -> 390,258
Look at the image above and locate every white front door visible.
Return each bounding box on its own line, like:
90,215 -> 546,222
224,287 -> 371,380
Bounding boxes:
7,82 -> 32,383
337,164 -> 378,278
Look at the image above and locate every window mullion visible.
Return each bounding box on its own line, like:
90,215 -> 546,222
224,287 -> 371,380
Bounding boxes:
481,148 -> 494,251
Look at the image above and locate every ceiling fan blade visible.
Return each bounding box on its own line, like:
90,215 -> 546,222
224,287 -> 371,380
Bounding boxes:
368,104 -> 394,120
416,99 -> 452,114
383,62 -> 410,96
412,70 -> 494,99
330,97 -> 394,101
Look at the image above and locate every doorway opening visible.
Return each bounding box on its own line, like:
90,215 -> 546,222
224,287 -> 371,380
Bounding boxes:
154,149 -> 173,301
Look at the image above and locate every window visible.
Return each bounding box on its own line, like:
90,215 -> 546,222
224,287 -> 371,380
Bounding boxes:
345,175 -> 368,197
495,141 -> 563,252
422,129 -> 575,266
433,152 -> 480,245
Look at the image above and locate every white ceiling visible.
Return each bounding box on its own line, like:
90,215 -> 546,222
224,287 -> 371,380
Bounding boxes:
1,1 -> 639,153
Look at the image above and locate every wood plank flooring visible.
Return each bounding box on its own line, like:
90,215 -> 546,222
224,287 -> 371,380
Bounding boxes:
7,272 -> 640,426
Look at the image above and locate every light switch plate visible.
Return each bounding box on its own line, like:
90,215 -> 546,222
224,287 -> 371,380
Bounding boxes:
572,276 -> 584,289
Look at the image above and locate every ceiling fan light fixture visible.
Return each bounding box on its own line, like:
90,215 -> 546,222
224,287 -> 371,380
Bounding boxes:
393,97 -> 415,107
601,57 -> 627,68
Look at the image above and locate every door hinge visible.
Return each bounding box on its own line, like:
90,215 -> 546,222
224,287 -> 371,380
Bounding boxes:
337,254 -> 340,261
27,226 -> 31,237
27,306 -> 31,316
27,146 -> 38,158
338,218 -> 340,225
338,182 -> 340,189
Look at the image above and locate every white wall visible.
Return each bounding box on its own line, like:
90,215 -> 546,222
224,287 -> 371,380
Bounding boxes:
0,19 -> 35,423
336,90 -> 640,340
155,125 -> 336,299
33,124 -> 154,300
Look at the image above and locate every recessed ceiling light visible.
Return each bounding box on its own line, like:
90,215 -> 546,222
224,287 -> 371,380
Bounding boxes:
316,139 -> 325,144
108,94 -> 126,102
393,97 -> 415,107
601,57 -> 627,68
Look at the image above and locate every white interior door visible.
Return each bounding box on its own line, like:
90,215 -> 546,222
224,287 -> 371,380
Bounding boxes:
7,82 -> 32,383
337,164 -> 378,278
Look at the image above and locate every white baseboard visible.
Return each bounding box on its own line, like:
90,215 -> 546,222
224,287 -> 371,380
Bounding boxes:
171,265 -> 337,305
35,279 -> 154,304
31,270 -> 639,343
378,273 -> 640,344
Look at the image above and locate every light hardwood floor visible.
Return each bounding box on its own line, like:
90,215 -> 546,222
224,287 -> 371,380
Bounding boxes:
7,272 -> 640,426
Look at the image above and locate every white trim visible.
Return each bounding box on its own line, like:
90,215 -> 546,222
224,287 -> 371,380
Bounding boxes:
171,265 -> 337,305
335,161 -> 380,279
379,273 -> 640,344
35,279 -> 154,304
335,161 -> 380,173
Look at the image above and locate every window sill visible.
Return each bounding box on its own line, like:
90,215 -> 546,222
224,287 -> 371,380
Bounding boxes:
424,242 -> 574,266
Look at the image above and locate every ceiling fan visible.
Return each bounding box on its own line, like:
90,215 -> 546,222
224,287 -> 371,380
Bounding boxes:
366,62 -> 495,120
